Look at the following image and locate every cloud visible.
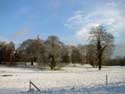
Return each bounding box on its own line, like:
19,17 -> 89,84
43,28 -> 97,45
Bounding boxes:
14,27 -> 31,37
66,11 -> 84,30
66,1 -> 125,44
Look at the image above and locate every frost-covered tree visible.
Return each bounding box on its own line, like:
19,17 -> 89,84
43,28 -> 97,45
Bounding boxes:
45,36 -> 63,70
17,36 -> 44,66
89,25 -> 114,70
0,41 -> 15,65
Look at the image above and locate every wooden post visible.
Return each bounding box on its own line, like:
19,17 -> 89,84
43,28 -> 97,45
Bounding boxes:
29,80 -> 31,91
106,74 -> 108,85
29,80 -> 41,92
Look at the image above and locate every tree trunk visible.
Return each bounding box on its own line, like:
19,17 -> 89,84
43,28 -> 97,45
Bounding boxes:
31,58 -> 34,66
97,37 -> 102,70
51,55 -> 56,70
98,52 -> 102,70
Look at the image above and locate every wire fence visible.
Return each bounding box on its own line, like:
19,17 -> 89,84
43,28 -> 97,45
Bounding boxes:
18,78 -> 125,94
15,72 -> 125,94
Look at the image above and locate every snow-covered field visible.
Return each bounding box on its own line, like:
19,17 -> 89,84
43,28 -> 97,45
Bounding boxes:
0,64 -> 125,94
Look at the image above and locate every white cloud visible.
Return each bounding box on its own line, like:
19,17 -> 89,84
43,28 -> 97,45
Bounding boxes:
65,11 -> 84,30
66,1 -> 125,44
14,27 -> 31,37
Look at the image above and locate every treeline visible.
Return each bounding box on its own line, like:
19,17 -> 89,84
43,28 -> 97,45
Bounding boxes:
0,35 -> 115,68
105,56 -> 125,66
0,36 -> 97,69
0,25 -> 124,70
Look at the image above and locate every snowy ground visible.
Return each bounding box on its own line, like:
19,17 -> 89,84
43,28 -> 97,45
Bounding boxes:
0,64 -> 125,94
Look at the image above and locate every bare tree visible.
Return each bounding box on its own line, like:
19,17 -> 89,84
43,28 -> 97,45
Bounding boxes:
71,46 -> 82,64
86,44 -> 97,67
89,25 -> 114,70
17,36 -> 44,66
0,42 -> 6,64
78,45 -> 88,64
0,42 -> 15,66
45,36 -> 63,70
31,35 -> 44,66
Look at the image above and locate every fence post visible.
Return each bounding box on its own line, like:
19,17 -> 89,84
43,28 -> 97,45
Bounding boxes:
29,80 -> 41,92
29,80 -> 31,91
106,74 -> 108,85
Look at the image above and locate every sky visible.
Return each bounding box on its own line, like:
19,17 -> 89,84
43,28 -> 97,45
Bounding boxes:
0,0 -> 125,57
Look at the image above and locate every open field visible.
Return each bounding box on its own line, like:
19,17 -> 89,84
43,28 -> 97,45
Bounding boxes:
0,64 -> 125,94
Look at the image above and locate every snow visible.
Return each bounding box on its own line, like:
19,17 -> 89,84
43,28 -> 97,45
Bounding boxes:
0,65 -> 125,94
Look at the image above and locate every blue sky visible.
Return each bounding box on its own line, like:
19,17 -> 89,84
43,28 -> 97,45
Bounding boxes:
0,0 -> 125,56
